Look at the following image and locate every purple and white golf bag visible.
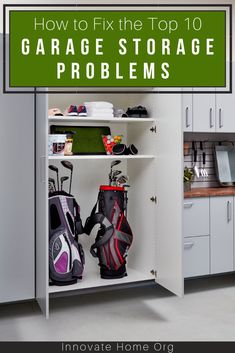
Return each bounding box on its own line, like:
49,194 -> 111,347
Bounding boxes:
49,191 -> 85,286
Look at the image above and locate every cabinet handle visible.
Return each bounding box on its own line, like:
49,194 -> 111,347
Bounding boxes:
227,201 -> 232,222
185,107 -> 190,127
209,108 -> 214,128
184,202 -> 193,208
219,108 -> 223,128
184,242 -> 195,249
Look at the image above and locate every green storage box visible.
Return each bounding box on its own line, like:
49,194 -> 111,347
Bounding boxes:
50,125 -> 111,155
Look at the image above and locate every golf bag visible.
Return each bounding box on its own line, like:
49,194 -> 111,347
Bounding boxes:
49,191 -> 85,286
84,186 -> 133,279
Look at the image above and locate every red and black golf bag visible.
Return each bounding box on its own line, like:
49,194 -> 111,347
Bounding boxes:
84,186 -> 133,279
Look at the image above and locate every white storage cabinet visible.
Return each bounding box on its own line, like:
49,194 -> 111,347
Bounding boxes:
183,198 -> 210,278
183,195 -> 235,278
183,64 -> 235,133
35,92 -> 183,317
210,196 -> 234,274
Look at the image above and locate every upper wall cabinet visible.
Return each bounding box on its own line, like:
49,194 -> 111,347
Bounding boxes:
215,63 -> 235,133
183,63 -> 235,133
192,91 -> 216,133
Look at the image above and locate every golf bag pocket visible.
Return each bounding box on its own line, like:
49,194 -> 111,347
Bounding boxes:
49,193 -> 84,286
85,186 -> 133,279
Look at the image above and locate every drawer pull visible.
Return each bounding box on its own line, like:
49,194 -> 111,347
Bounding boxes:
185,107 -> 190,127
209,108 -> 214,128
184,242 -> 195,249
227,201 -> 232,222
219,108 -> 223,128
184,202 -> 193,208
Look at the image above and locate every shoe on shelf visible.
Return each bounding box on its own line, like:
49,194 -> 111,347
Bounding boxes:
67,105 -> 78,116
77,105 -> 87,117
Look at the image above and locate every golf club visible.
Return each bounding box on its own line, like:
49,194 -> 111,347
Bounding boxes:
61,176 -> 69,192
49,177 -> 56,192
109,160 -> 121,185
48,181 -> 54,193
116,175 -> 129,187
49,165 -> 59,191
111,170 -> 122,185
61,161 -> 74,194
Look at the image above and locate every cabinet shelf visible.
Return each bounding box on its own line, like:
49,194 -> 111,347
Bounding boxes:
48,116 -> 154,123
49,268 -> 154,294
48,154 -> 155,160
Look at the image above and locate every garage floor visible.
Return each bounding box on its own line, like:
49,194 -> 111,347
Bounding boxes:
0,275 -> 235,341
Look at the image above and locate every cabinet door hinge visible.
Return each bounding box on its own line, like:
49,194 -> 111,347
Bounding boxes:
150,269 -> 157,278
150,126 -> 157,133
150,196 -> 157,204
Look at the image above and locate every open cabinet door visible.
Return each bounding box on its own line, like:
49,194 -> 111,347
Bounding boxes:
35,92 -> 49,317
155,94 -> 184,297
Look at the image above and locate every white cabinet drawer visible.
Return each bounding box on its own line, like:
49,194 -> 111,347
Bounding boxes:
183,198 -> 209,237
184,236 -> 210,278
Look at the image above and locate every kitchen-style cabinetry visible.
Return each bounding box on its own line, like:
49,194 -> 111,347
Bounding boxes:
183,195 -> 235,279
210,197 -> 234,274
183,63 -> 235,133
183,197 -> 210,278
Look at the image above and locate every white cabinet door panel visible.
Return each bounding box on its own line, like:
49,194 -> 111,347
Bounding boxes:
216,63 -> 235,132
193,92 -> 216,132
210,197 -> 234,274
155,94 -> 183,297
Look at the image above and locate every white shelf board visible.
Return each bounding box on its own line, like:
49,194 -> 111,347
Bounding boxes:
48,155 -> 155,160
49,268 -> 154,294
48,116 -> 154,123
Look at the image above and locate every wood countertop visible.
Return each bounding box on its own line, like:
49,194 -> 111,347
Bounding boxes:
184,187 -> 235,198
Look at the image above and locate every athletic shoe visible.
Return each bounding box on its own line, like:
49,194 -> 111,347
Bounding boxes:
77,105 -> 87,116
67,105 -> 78,116
48,108 -> 64,116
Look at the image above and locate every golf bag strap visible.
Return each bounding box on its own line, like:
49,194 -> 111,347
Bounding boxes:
85,211 -> 113,236
83,201 -> 98,235
89,216 -> 114,257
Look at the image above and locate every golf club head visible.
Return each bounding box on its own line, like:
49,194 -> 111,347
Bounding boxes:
112,170 -> 122,180
112,170 -> 122,177
48,183 -> 54,193
61,176 -> 69,183
110,160 -> 121,169
117,175 -> 129,186
49,165 -> 58,173
61,160 -> 73,171
111,170 -> 122,185
49,177 -> 55,184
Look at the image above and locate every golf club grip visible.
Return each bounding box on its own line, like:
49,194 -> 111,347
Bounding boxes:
194,149 -> 197,163
203,152 -> 206,165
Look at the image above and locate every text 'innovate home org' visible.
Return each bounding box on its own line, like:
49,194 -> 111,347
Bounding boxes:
9,10 -> 226,87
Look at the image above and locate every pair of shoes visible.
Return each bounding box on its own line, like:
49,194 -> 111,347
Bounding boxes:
112,144 -> 138,155
126,106 -> 148,118
67,105 -> 87,116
